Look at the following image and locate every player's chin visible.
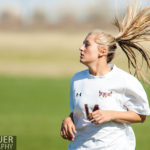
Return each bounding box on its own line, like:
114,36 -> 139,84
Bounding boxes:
80,60 -> 89,66
80,58 -> 83,63
80,58 -> 86,64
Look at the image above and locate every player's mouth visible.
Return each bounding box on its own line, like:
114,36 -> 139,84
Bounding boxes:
80,54 -> 84,58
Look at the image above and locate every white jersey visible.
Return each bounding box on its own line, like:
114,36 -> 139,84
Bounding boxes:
68,64 -> 150,150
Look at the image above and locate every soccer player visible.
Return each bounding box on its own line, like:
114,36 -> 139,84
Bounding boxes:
60,1 -> 150,150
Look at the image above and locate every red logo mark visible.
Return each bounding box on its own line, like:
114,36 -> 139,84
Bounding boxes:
99,90 -> 112,98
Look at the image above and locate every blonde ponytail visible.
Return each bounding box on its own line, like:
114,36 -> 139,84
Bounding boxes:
114,0 -> 150,84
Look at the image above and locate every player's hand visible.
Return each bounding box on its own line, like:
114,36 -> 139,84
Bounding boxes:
89,110 -> 114,124
60,117 -> 77,141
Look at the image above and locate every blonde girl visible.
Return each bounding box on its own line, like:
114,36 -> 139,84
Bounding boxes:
60,1 -> 150,150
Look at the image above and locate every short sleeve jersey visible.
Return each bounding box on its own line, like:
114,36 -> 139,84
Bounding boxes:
68,64 -> 150,150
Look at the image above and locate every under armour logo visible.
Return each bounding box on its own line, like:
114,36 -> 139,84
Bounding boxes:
76,92 -> 82,97
99,90 -> 112,98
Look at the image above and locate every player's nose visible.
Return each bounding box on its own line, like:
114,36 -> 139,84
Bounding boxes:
79,44 -> 84,52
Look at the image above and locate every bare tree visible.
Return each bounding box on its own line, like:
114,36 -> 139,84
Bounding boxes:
0,7 -> 23,28
86,0 -> 111,29
31,7 -> 48,25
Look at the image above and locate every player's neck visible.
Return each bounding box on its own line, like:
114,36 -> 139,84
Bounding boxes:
88,61 -> 110,76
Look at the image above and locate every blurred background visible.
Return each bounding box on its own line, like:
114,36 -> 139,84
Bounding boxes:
0,0 -> 150,150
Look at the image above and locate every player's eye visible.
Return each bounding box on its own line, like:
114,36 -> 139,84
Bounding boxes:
85,43 -> 90,47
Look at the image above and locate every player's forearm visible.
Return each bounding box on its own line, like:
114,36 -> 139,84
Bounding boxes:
111,110 -> 146,124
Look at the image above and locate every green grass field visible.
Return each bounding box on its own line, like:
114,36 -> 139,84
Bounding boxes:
0,76 -> 150,150
0,31 -> 149,149
0,76 -> 71,150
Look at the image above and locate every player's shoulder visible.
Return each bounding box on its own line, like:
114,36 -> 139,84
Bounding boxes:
115,66 -> 141,86
71,69 -> 88,82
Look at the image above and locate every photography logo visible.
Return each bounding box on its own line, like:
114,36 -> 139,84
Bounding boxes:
0,136 -> 16,150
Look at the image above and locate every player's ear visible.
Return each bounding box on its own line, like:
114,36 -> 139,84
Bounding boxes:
98,46 -> 108,57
